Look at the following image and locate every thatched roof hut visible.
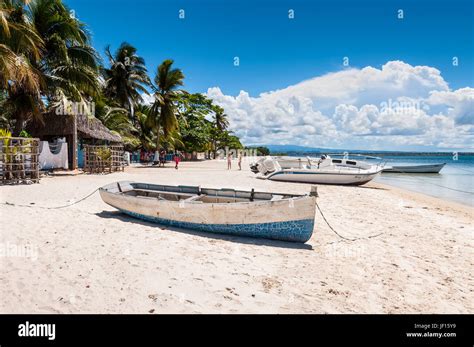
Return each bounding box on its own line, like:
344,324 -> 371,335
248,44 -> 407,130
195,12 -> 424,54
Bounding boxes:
27,113 -> 122,169
28,113 -> 122,142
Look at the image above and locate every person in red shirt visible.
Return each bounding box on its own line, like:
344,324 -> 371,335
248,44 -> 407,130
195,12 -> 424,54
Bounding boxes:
173,151 -> 181,169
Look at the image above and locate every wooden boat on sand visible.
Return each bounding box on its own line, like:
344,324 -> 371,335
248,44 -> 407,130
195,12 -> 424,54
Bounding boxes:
99,181 -> 317,243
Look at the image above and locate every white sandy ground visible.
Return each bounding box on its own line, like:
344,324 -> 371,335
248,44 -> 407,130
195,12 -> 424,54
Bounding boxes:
0,159 -> 472,314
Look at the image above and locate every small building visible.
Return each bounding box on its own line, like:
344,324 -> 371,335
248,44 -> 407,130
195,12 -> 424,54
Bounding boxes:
28,113 -> 122,170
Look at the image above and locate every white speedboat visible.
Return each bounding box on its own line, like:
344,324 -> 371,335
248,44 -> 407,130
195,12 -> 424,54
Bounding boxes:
251,154 -> 381,171
252,156 -> 383,185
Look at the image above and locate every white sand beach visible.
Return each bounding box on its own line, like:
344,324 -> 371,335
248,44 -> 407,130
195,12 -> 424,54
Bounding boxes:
0,159 -> 472,314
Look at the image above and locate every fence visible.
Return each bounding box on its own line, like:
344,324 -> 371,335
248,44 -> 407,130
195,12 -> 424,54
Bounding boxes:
83,144 -> 124,173
0,137 -> 40,184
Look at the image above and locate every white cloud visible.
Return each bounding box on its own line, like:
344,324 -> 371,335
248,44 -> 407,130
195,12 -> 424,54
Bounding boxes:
206,61 -> 473,150
427,88 -> 474,125
141,93 -> 154,105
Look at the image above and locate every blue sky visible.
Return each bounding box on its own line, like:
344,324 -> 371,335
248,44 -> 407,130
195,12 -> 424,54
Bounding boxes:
65,0 -> 473,150
66,0 -> 473,96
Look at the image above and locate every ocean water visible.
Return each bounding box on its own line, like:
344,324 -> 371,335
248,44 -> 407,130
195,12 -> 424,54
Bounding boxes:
373,154 -> 473,207
287,153 -> 474,207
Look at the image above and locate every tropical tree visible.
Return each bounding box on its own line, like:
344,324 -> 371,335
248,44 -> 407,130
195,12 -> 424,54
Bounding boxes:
0,0 -> 45,134
149,59 -> 184,157
29,0 -> 100,101
0,0 -> 44,94
1,0 -> 101,134
94,97 -> 139,150
213,105 -> 229,131
176,93 -> 214,152
0,1 -> 246,158
209,105 -> 231,158
134,103 -> 155,151
102,42 -> 151,121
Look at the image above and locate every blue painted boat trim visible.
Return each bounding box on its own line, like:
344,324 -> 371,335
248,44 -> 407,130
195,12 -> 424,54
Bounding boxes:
118,209 -> 314,243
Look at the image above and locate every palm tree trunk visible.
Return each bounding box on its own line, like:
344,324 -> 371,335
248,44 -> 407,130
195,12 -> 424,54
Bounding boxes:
128,96 -> 135,125
13,114 -> 25,136
154,123 -> 161,162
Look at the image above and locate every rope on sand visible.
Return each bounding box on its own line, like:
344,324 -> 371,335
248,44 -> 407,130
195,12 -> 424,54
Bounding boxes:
1,188 -> 99,210
3,188 -> 386,241
316,202 -> 384,241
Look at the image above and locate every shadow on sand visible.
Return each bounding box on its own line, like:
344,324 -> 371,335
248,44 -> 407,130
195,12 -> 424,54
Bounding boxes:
355,185 -> 389,191
96,210 -> 313,251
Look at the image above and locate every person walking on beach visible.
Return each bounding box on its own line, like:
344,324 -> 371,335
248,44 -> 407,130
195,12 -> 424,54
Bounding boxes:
238,152 -> 242,170
227,153 -> 232,170
159,149 -> 166,167
147,151 -> 153,165
163,150 -> 167,166
174,151 -> 181,170
157,149 -> 162,167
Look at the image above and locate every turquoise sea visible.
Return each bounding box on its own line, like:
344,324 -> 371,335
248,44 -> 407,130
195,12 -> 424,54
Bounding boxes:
373,154 -> 473,207
288,152 -> 474,207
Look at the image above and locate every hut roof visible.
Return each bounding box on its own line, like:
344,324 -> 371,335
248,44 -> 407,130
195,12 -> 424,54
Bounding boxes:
27,113 -> 122,143
76,114 -> 122,142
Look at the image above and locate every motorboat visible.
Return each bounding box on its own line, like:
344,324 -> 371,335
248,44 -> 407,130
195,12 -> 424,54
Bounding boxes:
252,156 -> 383,185
382,163 -> 446,173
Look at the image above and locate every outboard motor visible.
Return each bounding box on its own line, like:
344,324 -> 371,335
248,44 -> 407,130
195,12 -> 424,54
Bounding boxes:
250,157 -> 282,175
250,157 -> 265,174
250,162 -> 260,174
258,157 -> 282,175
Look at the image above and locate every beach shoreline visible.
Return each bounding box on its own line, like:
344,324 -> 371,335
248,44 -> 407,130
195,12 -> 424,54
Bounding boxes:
1,160 -> 472,313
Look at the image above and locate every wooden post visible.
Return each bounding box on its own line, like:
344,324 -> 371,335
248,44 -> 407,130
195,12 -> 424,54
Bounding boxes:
71,115 -> 78,170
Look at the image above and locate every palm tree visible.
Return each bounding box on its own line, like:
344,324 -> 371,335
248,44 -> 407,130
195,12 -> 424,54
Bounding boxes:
0,1 -> 44,91
102,42 -> 151,121
210,105 -> 229,158
213,106 -> 229,131
0,0 -> 45,134
29,0 -> 101,102
135,104 -> 155,151
1,0 -> 101,134
149,59 -> 184,159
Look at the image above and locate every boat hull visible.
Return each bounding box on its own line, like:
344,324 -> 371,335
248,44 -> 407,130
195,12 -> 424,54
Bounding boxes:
382,163 -> 446,173
99,182 -> 316,243
266,170 -> 381,185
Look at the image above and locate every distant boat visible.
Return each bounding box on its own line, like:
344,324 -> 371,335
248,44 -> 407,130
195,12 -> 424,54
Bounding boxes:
252,156 -> 383,185
382,163 -> 446,173
100,181 -> 317,243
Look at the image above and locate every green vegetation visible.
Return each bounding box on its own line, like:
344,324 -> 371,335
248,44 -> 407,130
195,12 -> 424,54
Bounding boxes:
0,0 -> 242,155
